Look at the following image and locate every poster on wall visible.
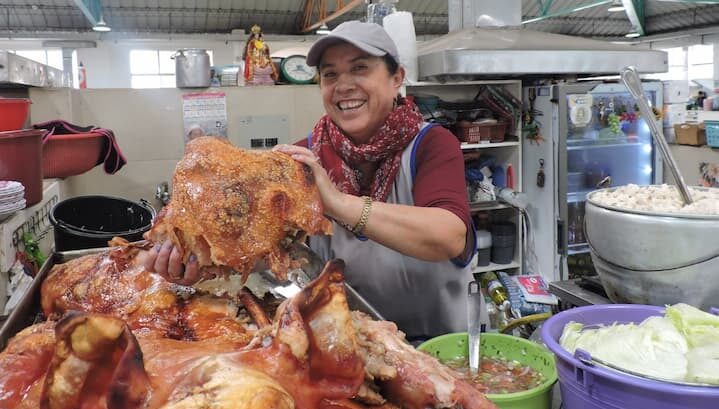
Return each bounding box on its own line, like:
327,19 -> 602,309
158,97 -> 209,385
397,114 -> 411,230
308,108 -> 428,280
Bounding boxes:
700,162 -> 719,187
182,92 -> 228,144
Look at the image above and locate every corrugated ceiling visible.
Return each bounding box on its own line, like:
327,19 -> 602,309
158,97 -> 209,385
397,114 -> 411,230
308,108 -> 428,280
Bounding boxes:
0,0 -> 718,39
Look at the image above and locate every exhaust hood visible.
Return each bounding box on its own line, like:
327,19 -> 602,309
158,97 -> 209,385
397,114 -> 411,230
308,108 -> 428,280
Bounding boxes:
417,0 -> 667,81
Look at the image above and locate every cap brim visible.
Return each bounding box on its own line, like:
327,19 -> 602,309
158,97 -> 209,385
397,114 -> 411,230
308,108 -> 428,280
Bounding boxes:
307,34 -> 387,67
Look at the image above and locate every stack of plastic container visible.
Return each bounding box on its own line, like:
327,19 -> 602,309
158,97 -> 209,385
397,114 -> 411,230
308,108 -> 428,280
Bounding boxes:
0,181 -> 26,222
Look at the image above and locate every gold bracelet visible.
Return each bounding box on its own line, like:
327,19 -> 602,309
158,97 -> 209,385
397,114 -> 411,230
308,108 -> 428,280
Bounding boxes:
352,196 -> 372,235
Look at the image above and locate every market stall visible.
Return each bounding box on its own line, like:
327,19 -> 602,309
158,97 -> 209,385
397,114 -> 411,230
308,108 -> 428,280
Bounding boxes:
2,1 -> 719,408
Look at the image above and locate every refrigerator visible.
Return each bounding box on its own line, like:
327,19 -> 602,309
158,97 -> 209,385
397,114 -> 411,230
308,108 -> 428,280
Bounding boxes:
522,81 -> 663,283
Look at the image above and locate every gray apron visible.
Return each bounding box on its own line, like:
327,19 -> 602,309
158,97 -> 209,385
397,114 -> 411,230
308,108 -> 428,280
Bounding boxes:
309,124 -> 473,339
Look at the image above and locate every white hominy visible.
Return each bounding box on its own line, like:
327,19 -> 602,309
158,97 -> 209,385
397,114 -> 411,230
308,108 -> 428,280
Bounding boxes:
592,184 -> 719,215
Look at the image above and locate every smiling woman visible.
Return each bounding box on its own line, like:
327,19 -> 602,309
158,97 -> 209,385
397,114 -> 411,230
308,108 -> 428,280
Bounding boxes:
275,21 -> 477,341
144,21 -> 476,342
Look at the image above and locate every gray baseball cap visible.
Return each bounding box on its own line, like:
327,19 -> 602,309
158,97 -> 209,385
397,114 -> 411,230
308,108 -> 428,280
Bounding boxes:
307,21 -> 399,67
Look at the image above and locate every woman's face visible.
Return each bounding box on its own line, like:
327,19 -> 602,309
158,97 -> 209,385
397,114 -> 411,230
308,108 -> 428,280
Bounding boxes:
318,43 -> 404,144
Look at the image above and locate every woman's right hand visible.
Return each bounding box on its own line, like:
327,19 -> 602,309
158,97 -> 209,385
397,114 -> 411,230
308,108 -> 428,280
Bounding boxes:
141,240 -> 202,286
272,144 -> 345,218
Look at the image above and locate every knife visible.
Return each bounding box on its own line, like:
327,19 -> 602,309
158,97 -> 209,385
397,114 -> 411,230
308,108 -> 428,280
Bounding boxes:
467,280 -> 482,374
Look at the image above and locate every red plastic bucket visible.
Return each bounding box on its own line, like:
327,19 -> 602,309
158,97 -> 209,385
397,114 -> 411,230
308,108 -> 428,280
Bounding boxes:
42,132 -> 104,178
0,98 -> 31,131
0,129 -> 45,206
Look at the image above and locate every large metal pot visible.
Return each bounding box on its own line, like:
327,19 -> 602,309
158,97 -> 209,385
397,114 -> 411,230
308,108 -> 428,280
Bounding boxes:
585,186 -> 719,309
591,251 -> 719,310
585,188 -> 719,271
172,48 -> 210,88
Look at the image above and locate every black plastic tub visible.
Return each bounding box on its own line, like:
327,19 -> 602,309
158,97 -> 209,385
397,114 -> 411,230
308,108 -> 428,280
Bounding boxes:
50,196 -> 155,251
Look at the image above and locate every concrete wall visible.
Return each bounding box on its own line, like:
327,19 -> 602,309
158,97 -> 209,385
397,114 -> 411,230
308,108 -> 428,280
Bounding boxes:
666,144 -> 719,186
29,85 -> 325,206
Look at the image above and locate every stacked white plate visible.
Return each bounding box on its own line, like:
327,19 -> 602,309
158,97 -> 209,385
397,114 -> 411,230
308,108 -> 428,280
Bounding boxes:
0,181 -> 26,222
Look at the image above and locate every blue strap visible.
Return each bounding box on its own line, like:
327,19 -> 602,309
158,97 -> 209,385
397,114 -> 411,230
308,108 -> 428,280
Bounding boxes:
410,123 -> 438,183
451,219 -> 478,268
307,131 -> 313,149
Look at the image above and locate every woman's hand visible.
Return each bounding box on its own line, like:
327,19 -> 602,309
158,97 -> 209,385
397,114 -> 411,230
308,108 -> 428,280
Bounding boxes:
273,144 -> 345,217
141,240 -> 202,286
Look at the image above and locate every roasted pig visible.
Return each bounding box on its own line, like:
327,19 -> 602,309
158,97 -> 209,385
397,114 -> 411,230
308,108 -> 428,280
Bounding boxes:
1,248 -> 498,409
145,136 -> 332,281
41,242 -> 254,344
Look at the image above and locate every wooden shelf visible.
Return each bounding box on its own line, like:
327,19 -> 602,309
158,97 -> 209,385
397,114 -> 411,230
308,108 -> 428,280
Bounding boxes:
461,141 -> 520,150
472,261 -> 520,274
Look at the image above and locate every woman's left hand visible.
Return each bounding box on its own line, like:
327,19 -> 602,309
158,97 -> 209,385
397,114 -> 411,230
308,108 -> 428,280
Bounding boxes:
273,144 -> 344,216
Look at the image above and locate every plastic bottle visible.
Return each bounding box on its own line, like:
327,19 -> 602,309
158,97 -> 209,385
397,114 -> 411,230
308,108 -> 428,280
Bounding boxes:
480,271 -> 511,311
367,0 -> 398,25
78,62 -> 87,89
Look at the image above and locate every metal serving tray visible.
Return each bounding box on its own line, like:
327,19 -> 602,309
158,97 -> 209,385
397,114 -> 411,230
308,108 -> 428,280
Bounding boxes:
0,246 -> 383,351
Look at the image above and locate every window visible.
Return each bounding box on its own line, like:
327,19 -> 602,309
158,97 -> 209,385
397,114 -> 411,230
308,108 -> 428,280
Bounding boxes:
687,44 -> 713,83
646,47 -> 686,81
10,49 -> 64,70
130,49 -> 213,89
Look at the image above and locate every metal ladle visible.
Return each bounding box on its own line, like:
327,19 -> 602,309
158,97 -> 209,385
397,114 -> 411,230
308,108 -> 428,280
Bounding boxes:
620,66 -> 693,205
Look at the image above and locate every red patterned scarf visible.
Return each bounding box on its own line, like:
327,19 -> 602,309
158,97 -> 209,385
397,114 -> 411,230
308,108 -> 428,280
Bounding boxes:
311,99 -> 424,202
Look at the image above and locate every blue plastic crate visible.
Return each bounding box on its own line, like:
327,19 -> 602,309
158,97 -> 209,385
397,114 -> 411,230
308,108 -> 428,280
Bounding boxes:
706,120 -> 719,148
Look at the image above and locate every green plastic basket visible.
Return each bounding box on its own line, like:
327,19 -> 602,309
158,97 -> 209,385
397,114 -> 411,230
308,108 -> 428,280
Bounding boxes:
418,332 -> 557,409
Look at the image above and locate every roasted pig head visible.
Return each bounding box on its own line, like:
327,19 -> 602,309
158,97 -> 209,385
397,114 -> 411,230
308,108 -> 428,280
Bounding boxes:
41,312 -> 150,409
145,136 -> 332,281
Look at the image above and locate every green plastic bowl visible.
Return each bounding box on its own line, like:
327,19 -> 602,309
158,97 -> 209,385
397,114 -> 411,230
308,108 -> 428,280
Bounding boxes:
418,332 -> 557,409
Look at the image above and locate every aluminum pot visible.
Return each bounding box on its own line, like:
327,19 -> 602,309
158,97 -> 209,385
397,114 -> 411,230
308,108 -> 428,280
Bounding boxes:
585,187 -> 719,271
584,186 -> 719,309
591,251 -> 719,310
172,49 -> 210,88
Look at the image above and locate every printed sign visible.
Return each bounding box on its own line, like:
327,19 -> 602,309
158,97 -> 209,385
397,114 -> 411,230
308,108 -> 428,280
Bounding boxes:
568,94 -> 593,127
700,162 -> 719,187
182,92 -> 228,144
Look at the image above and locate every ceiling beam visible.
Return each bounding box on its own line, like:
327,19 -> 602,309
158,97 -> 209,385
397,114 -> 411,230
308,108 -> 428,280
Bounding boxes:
71,0 -> 101,26
539,0 -> 555,17
621,0 -> 645,35
301,0 -> 364,33
523,0 -> 613,24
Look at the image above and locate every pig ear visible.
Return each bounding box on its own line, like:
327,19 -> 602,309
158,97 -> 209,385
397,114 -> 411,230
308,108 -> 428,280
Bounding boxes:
41,313 -> 150,409
274,259 -> 364,385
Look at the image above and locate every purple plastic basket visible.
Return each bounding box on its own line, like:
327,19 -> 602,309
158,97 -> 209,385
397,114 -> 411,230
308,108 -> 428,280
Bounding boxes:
541,304 -> 719,409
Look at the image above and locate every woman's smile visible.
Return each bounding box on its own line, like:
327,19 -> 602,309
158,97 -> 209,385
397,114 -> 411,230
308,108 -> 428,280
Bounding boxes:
337,99 -> 367,112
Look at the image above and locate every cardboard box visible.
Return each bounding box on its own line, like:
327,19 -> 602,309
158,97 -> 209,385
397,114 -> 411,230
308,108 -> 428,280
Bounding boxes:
663,103 -> 687,127
663,80 -> 690,104
674,123 -> 706,146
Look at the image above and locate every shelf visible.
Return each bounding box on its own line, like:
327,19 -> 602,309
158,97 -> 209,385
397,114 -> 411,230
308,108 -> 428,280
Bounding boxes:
567,190 -> 594,202
461,141 -> 520,150
472,261 -> 520,274
470,202 -> 510,212
406,79 -> 521,87
567,136 -> 641,146
567,141 -> 646,151
568,243 -> 591,255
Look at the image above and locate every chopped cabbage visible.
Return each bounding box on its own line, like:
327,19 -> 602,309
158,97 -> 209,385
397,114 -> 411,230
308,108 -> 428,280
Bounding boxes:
559,303 -> 719,385
666,303 -> 719,348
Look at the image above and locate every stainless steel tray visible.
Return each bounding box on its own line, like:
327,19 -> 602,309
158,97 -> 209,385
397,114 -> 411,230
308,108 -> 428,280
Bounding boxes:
0,246 -> 382,351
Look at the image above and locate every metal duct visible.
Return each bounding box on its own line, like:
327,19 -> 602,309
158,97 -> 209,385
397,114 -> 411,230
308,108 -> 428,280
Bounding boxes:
418,0 -> 668,80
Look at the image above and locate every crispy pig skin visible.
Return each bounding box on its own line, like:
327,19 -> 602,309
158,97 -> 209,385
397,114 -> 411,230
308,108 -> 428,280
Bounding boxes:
3,250 -> 497,409
145,136 -> 332,281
